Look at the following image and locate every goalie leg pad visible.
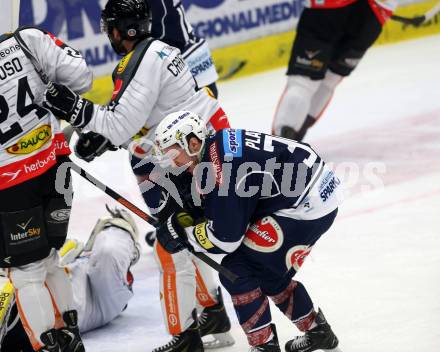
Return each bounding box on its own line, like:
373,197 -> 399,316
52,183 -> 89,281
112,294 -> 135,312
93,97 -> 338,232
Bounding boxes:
154,241 -> 197,335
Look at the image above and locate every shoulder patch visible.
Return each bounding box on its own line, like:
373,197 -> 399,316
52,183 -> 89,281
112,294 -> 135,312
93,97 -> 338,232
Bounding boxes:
222,129 -> 242,157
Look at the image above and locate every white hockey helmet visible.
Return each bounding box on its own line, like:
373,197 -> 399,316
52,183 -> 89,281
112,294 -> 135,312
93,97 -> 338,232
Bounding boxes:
154,111 -> 207,157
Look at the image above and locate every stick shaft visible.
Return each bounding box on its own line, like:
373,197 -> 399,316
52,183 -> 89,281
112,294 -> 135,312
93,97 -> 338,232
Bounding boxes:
69,160 -> 239,282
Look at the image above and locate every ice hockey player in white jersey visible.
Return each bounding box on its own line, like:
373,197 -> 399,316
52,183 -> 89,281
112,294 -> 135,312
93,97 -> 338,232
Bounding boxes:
0,27 -> 92,351
0,207 -> 141,352
41,1 -> 234,351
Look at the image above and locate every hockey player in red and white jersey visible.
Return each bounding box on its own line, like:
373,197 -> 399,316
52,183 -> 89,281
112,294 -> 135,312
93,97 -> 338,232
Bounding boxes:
42,1 -> 234,350
0,27 -> 92,351
272,0 -> 398,141
1,207 -> 141,352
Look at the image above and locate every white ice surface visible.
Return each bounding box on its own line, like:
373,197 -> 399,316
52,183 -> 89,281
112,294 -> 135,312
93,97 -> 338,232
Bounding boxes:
68,34 -> 440,352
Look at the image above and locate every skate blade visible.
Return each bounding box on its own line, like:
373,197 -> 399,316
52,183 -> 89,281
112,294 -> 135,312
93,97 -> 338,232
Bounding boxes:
202,332 -> 235,349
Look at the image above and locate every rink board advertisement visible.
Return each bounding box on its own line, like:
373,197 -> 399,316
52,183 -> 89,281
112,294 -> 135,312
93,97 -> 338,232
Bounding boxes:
12,0 -> 303,78
1,0 -> 439,103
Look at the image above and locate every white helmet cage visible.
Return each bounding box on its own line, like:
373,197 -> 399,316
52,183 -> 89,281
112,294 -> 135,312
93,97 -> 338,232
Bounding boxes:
155,111 -> 207,158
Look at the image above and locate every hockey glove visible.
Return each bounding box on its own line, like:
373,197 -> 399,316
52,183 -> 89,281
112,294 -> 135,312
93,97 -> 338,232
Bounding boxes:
43,82 -> 94,128
75,131 -> 118,162
156,212 -> 194,253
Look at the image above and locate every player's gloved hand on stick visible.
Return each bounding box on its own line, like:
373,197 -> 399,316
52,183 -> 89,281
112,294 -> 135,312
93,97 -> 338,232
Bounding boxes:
156,212 -> 194,253
75,131 -> 118,162
43,82 -> 94,128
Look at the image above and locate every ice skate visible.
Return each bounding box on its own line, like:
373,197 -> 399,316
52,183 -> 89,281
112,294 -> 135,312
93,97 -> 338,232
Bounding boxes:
57,310 -> 85,352
285,309 -> 339,352
152,316 -> 203,352
39,329 -> 61,352
249,324 -> 281,352
198,287 -> 235,349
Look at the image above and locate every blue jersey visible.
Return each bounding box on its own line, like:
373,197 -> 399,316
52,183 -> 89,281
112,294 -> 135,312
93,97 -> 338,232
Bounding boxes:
148,0 -> 198,53
185,129 -> 341,254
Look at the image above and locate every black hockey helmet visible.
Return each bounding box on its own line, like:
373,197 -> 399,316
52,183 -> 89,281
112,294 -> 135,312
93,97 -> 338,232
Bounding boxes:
101,0 -> 151,40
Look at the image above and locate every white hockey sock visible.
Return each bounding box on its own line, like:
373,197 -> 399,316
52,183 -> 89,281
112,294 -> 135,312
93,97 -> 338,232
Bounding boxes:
309,70 -> 343,119
272,75 -> 321,135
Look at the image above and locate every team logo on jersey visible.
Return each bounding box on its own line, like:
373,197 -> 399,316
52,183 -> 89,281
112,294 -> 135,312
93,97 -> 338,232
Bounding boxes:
117,51 -> 134,74
222,129 -> 242,157
6,125 -> 52,155
285,245 -> 312,272
243,216 -> 284,253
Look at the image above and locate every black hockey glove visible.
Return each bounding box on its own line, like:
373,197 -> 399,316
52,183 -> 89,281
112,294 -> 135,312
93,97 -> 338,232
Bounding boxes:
74,131 -> 117,162
43,82 -> 94,128
156,212 -> 194,253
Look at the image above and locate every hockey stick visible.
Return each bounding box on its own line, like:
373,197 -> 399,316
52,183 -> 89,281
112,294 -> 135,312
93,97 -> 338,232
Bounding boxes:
67,160 -> 239,283
391,2 -> 440,26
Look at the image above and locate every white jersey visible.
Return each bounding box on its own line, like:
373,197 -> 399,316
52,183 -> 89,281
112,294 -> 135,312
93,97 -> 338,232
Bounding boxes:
85,39 -> 227,147
0,28 -> 92,189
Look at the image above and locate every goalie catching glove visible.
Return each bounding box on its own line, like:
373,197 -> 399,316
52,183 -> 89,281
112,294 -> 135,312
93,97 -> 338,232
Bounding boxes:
43,82 -> 94,128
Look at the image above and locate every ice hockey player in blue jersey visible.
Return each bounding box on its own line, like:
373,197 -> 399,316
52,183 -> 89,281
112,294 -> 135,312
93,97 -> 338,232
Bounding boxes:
153,111 -> 344,352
